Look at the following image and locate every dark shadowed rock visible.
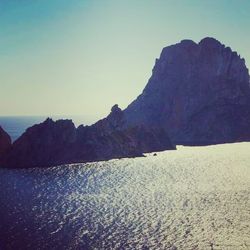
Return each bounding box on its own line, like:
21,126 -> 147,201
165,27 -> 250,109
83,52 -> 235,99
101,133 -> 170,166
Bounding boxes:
0,106 -> 175,168
124,37 -> 250,145
0,126 -> 11,155
0,119 -> 77,168
92,104 -> 125,132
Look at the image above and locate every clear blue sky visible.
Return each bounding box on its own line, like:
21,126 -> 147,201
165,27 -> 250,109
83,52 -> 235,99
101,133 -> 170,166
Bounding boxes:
0,0 -> 249,121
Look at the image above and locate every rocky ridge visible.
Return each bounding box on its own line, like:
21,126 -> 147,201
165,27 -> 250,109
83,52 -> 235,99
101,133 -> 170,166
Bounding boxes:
0,106 -> 174,168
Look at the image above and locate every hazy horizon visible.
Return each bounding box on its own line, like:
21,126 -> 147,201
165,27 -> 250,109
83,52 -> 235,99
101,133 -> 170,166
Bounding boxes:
1,0 -> 250,118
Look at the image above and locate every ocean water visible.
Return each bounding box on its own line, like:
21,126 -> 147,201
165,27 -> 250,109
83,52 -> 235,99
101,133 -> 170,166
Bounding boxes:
0,143 -> 249,250
0,116 -> 96,142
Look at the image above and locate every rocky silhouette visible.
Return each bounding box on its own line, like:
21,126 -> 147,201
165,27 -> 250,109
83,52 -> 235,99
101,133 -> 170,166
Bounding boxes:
1,37 -> 250,168
124,37 -> 250,145
0,126 -> 11,155
0,106 -> 174,168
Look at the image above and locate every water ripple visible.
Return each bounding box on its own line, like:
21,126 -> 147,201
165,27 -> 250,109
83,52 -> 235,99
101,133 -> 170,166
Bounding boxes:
0,143 -> 250,249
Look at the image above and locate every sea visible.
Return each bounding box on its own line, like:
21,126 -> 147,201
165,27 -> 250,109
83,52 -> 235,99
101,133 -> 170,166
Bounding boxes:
0,117 -> 249,249
0,115 -> 97,142
0,143 -> 249,249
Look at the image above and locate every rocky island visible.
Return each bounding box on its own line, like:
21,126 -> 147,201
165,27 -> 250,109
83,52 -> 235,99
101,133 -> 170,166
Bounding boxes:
1,37 -> 250,168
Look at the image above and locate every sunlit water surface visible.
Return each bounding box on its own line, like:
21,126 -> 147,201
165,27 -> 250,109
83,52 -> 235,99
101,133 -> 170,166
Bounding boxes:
0,143 -> 250,250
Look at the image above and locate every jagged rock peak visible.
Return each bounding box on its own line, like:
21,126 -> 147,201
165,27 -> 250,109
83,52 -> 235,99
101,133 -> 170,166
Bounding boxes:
108,104 -> 123,121
199,37 -> 223,47
111,104 -> 122,114
45,117 -> 53,123
180,39 -> 197,47
38,117 -> 75,128
93,104 -> 125,132
159,37 -> 245,60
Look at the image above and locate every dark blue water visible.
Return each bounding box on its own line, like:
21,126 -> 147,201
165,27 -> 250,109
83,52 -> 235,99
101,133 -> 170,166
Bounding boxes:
0,116 -> 97,142
0,144 -> 249,249
0,117 -> 249,249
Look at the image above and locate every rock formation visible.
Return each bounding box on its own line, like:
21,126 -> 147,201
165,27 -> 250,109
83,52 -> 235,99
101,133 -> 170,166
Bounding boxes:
0,126 -> 11,155
1,37 -> 250,168
0,106 -> 175,168
124,37 -> 250,145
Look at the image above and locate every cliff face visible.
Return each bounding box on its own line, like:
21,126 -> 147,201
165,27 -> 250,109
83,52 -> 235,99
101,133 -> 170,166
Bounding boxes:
124,37 -> 250,145
1,106 -> 175,168
0,126 -> 11,155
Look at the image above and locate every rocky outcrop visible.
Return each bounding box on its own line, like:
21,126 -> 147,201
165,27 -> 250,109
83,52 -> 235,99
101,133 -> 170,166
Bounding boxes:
2,37 -> 249,168
1,119 -> 77,168
124,37 -> 250,145
0,106 -> 175,168
0,126 -> 11,155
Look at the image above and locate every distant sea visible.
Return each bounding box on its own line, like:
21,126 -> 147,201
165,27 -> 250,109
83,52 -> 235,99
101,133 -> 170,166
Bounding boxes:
0,115 -> 97,142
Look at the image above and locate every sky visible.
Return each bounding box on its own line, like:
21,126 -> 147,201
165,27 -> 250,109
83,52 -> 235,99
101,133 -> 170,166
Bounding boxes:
0,0 -> 250,122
